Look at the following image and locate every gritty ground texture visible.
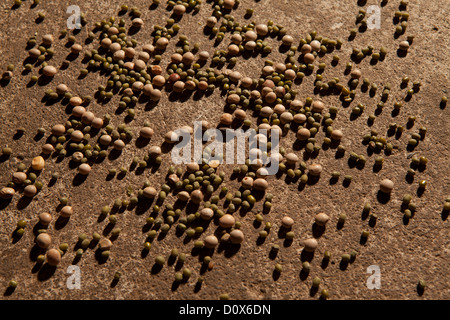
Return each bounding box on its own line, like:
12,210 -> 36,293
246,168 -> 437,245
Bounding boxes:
0,0 -> 449,300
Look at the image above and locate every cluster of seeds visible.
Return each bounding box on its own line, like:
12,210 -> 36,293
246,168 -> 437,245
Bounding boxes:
0,0 -> 446,300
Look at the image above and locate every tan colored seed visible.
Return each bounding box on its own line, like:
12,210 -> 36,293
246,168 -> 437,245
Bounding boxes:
350,69 -> 362,79
230,229 -> 244,244
152,75 -> 166,87
43,65 -> 57,77
60,206 -> 73,218
231,33 -> 242,45
177,191 -> 190,201
131,18 -> 144,27
109,42 -> 122,53
171,53 -> 183,63
206,16 -> 217,28
164,131 -> 179,143
253,178 -> 268,191
69,96 -> 83,106
29,48 -> 41,58
241,177 -> 254,189
23,185 -> 37,197
72,106 -> 86,118
91,117 -> 104,129
309,164 -> 323,176
12,172 -> 27,184
229,71 -> 242,82
42,144 -> 55,154
285,69 -> 296,81
285,153 -> 299,164
190,190 -> 204,204
38,212 -> 52,226
223,0 -> 235,9
0,187 -> 15,199
113,50 -> 125,61
186,162 -> 200,172
198,51 -> 210,60
71,130 -> 84,142
143,187 -> 157,198
71,44 -> 82,54
220,113 -> 233,126
150,88 -> 162,101
228,44 -> 240,55
99,238 -> 112,250
304,53 -> 315,64
148,146 -> 162,157
51,124 -> 66,136
280,112 -> 293,124
200,208 -> 214,220
173,4 -> 186,15
265,92 -> 277,104
42,34 -> 54,45
32,156 -> 45,170
219,214 -> 235,228
134,59 -> 146,71
143,84 -> 153,96
281,216 -> 294,228
56,84 -> 69,94
204,235 -> 219,248
310,40 -> 321,51
101,38 -> 112,48
173,81 -> 185,92
227,93 -> 240,104
296,128 -> 311,141
138,48 -> 150,63
99,135 -> 112,146
311,100 -> 325,113
255,24 -> 268,36
182,52 -> 195,65
282,35 -> 294,46
46,248 -> 61,266
399,40 -> 410,50
132,81 -> 144,91
315,213 -> 330,226
244,30 -> 257,41
155,37 -> 169,49
142,44 -> 155,54
303,238 -> 318,252
140,127 -> 154,139
380,179 -> 394,193
36,233 -> 52,249
294,113 -> 307,124
331,129 -> 343,140
290,100 -> 304,111
78,163 -> 91,175
113,139 -> 125,150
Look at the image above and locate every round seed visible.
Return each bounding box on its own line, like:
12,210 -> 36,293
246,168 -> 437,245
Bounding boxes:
46,248 -> 61,266
219,214 -> 235,228
36,233 -> 51,248
315,213 -> 330,226
229,229 -> 244,244
281,216 -> 294,228
31,156 -> 45,170
303,238 -> 318,252
38,212 -> 52,225
380,179 -> 394,193
204,235 -> 219,248
60,206 -> 73,218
